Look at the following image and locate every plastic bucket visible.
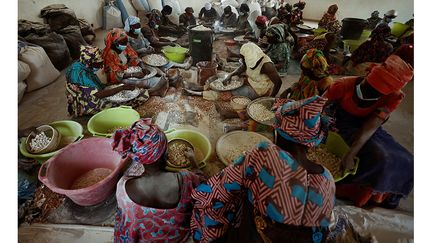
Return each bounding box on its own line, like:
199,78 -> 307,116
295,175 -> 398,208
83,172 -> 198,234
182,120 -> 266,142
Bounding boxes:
196,61 -> 218,86
19,120 -> 84,163
341,18 -> 367,40
343,39 -> 367,52
38,137 -> 127,206
391,22 -> 410,38
87,106 -> 140,137
162,45 -> 189,63
165,128 -> 212,165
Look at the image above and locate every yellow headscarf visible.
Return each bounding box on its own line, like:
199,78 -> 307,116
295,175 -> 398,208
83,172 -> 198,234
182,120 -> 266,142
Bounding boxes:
79,45 -> 103,67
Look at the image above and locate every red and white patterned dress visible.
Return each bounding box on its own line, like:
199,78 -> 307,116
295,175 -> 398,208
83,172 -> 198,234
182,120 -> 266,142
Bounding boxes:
114,171 -> 201,243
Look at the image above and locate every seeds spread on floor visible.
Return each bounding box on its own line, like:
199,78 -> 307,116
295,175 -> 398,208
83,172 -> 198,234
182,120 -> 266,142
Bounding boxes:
306,146 -> 343,178
70,168 -> 113,190
248,103 -> 275,122
30,132 -> 52,151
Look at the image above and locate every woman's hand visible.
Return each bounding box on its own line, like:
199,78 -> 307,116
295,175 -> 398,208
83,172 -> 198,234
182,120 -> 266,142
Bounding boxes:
341,152 -> 356,172
134,72 -> 145,79
279,88 -> 291,98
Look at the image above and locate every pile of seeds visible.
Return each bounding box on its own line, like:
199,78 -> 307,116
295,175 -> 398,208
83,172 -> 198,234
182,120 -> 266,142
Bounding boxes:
167,140 -> 193,168
248,103 -> 275,122
210,79 -> 243,91
306,146 -> 343,178
106,89 -> 140,103
70,168 -> 113,190
125,66 -> 142,74
225,136 -> 266,163
232,97 -> 250,106
143,54 -> 167,66
192,25 -> 212,31
30,132 -> 52,151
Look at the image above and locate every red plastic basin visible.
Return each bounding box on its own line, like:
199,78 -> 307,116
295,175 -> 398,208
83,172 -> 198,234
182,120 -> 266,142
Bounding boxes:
38,137 -> 127,206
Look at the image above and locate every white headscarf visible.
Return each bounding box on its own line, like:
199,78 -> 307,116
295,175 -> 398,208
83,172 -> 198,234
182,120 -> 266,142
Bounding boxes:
240,42 -> 266,69
205,2 -> 212,11
124,16 -> 140,32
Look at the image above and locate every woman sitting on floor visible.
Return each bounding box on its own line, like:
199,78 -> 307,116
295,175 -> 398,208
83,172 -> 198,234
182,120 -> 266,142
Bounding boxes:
112,118 -> 204,243
294,32 -> 337,61
124,16 -> 154,56
103,28 -> 169,96
179,7 -> 197,29
141,10 -> 175,48
282,48 -> 333,100
345,23 -> 393,76
191,95 -> 335,243
65,45 -> 150,117
318,4 -> 341,33
264,23 -> 294,75
184,42 -> 282,101
323,54 -> 414,208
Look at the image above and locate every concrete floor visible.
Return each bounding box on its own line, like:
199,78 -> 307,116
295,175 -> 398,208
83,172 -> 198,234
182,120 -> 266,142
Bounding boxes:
18,28 -> 414,242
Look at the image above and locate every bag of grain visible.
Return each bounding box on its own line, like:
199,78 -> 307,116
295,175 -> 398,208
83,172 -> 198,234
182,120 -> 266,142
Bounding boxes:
116,0 -> 138,23
103,1 -> 123,30
19,46 -> 60,92
18,60 -> 31,83
131,0 -> 151,11
18,81 -> 27,104
148,0 -> 163,10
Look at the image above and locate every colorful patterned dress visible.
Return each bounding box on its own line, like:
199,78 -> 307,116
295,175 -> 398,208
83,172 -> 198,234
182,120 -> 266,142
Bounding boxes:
65,61 -> 149,117
103,47 -> 141,84
191,141 -> 336,242
114,171 -> 202,243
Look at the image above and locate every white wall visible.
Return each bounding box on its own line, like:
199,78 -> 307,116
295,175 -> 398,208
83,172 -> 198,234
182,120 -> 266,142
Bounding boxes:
18,0 -> 105,29
18,0 -> 414,30
289,0 -> 413,24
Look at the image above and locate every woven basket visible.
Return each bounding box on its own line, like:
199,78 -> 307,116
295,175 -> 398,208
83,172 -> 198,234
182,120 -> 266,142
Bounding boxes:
25,125 -> 61,154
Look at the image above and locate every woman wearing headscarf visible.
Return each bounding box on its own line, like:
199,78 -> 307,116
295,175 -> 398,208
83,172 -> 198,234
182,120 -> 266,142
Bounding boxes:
124,16 -> 154,56
112,118 -> 204,243
290,1 -> 306,26
179,7 -> 197,28
282,49 -> 333,100
236,4 -> 252,34
220,6 -> 238,28
191,95 -> 336,242
323,55 -> 414,208
318,4 -> 341,33
366,11 -> 382,30
184,42 -> 282,101
345,23 -> 394,76
65,45 -> 150,117
141,10 -> 174,48
199,3 -> 219,24
159,5 -> 185,37
294,32 -> 337,61
265,23 -> 293,75
103,29 -> 170,96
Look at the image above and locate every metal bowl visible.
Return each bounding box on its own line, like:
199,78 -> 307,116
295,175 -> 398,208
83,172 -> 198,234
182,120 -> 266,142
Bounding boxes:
246,97 -> 276,126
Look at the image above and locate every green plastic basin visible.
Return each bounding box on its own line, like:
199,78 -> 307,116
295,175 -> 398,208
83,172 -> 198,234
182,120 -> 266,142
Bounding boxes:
391,22 -> 410,38
165,128 -> 211,167
162,45 -> 189,63
87,106 -> 140,137
323,131 -> 360,182
19,120 -> 84,162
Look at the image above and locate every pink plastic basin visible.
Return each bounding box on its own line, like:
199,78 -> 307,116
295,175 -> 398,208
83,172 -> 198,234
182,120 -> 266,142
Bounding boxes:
38,137 -> 127,206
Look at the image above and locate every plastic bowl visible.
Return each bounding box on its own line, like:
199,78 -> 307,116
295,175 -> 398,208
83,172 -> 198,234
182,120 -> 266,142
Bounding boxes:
323,131 -> 360,182
165,128 -> 211,167
87,106 -> 140,138
20,120 -> 84,162
391,22 -> 410,38
162,45 -> 189,63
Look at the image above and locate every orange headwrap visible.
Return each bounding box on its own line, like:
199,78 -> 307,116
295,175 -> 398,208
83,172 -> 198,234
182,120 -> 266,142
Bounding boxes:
366,55 -> 413,95
103,28 -> 128,60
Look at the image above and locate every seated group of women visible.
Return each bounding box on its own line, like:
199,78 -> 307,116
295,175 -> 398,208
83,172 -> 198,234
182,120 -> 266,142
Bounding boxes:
65,15 -> 192,117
